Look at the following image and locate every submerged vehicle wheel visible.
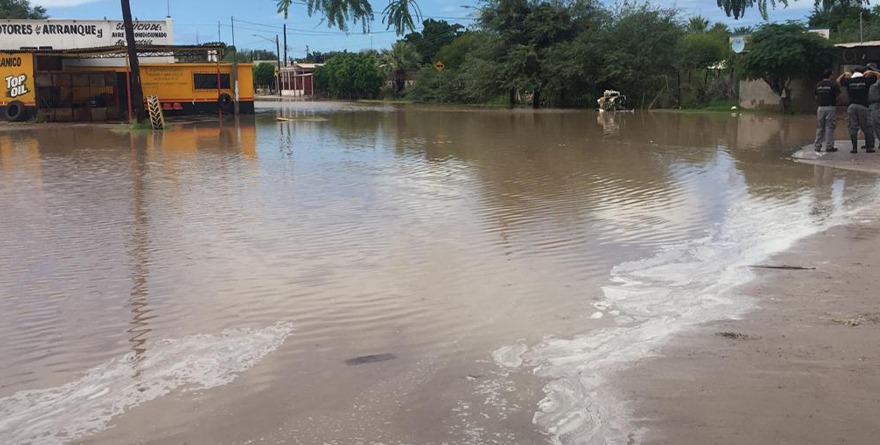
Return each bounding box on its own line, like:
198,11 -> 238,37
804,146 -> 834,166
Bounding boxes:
4,100 -> 28,122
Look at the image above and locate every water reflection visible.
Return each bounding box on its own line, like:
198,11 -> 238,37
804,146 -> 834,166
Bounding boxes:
127,133 -> 153,363
596,111 -> 620,136
1,106 -> 879,444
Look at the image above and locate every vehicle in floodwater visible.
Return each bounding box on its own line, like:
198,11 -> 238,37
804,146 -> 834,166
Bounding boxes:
597,90 -> 632,112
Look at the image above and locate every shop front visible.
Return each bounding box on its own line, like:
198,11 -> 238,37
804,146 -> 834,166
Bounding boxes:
1,18 -> 254,122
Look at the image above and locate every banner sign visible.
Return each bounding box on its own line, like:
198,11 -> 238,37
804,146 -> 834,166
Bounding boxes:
0,52 -> 35,106
0,19 -> 173,50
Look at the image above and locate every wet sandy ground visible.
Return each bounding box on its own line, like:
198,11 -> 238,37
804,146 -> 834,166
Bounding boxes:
793,140 -> 880,173
617,175 -> 880,443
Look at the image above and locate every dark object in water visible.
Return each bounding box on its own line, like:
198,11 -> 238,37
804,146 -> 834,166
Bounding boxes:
345,353 -> 397,365
716,332 -> 760,340
748,264 -> 815,270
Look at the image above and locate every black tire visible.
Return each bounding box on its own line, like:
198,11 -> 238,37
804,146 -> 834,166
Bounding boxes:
217,93 -> 234,113
4,100 -> 28,122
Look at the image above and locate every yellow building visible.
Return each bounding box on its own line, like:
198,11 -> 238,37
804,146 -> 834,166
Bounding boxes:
2,46 -> 255,122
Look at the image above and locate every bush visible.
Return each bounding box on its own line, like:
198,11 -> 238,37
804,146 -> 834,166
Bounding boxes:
313,52 -> 383,100
408,68 -> 471,103
252,63 -> 276,90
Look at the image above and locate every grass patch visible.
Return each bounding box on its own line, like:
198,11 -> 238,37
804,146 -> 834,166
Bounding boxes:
699,99 -> 739,111
111,121 -> 176,133
275,116 -> 329,122
357,99 -> 412,105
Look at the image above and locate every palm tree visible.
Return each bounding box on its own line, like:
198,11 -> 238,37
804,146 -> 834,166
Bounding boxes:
716,0 -> 788,20
710,22 -> 731,36
276,0 -> 421,35
687,16 -> 710,33
380,41 -> 421,96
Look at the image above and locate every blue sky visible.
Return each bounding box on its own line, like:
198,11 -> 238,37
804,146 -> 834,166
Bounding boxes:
33,0 -> 817,58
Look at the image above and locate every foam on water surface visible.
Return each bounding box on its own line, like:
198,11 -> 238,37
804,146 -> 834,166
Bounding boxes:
492,187 -> 876,444
0,322 -> 294,445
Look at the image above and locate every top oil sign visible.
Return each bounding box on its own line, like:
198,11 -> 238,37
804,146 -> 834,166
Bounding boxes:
0,19 -> 173,50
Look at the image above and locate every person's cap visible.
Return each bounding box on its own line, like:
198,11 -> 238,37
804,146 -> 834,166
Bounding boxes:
868,63 -> 879,71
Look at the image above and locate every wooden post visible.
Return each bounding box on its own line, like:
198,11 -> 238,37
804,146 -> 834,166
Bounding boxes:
231,16 -> 239,115
276,35 -> 282,97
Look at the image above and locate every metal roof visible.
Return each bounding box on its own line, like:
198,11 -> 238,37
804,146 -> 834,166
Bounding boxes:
835,41 -> 880,48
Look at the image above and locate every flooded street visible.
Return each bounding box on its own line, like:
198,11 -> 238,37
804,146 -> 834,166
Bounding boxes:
1,103 -> 879,444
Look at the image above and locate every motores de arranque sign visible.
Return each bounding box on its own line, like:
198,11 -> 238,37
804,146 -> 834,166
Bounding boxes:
0,19 -> 173,50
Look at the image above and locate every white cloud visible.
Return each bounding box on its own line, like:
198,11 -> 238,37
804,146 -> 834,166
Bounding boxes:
34,0 -> 107,8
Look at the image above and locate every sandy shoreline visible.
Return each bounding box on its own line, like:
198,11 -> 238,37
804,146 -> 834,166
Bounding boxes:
617,177 -> 880,443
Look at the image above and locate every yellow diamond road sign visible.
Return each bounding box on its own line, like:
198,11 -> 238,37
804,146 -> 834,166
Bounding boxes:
434,61 -> 444,72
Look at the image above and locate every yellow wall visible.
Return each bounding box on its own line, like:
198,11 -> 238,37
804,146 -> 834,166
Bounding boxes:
70,62 -> 255,103
0,52 -> 36,106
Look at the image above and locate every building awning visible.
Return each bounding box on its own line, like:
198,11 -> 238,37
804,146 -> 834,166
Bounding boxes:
0,44 -> 225,58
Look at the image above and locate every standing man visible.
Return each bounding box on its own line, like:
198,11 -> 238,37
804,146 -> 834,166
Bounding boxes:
839,66 -> 878,154
815,69 -> 840,152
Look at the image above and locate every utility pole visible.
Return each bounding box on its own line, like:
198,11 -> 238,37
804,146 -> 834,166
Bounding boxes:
121,0 -> 145,123
283,23 -> 288,67
276,34 -> 282,96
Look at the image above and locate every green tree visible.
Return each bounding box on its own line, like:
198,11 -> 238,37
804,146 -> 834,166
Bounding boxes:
809,1 -> 880,42
313,51 -> 383,99
253,63 -> 277,89
435,31 -> 482,70
305,50 -> 342,63
687,16 -> 710,33
276,0 -> 420,35
710,22 -> 731,35
540,0 -> 611,107
738,23 -> 834,112
478,0 -> 577,108
408,69 -> 468,103
404,19 -> 464,64
676,31 -> 731,106
380,41 -> 421,96
679,33 -> 728,71
0,0 -> 46,19
594,3 -> 683,108
716,0 -> 790,19
409,30 -> 504,105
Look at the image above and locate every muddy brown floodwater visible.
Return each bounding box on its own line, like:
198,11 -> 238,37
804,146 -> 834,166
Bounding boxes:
1,103 -> 879,445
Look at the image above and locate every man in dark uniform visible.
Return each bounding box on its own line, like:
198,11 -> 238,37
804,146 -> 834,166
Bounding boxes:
839,66 -> 878,153
815,69 -> 840,152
